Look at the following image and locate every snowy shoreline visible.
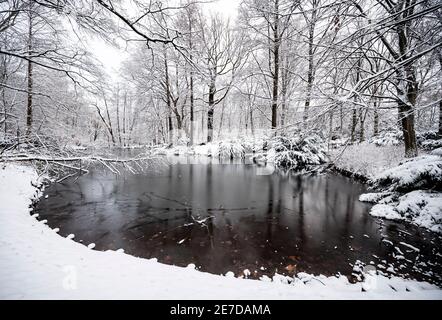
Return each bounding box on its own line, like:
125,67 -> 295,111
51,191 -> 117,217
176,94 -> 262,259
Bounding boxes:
1,163 -> 441,299
330,144 -> 442,233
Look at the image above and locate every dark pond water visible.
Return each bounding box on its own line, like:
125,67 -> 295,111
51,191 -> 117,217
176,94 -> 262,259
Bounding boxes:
35,156 -> 442,285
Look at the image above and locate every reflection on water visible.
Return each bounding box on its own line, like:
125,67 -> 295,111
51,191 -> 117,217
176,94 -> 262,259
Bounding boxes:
35,157 -> 442,285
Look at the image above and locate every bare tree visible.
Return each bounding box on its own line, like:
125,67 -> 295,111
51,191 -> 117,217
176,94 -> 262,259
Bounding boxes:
240,0 -> 297,132
198,13 -> 245,142
350,0 -> 442,156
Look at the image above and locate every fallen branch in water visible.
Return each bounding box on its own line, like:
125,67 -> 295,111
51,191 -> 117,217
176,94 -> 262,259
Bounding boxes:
1,155 -> 156,163
191,215 -> 214,227
1,154 -> 163,178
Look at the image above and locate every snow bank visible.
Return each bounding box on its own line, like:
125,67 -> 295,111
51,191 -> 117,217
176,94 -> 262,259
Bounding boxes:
358,192 -> 392,203
396,191 -> 442,232
1,164 -> 441,299
374,155 -> 442,192
365,191 -> 442,233
369,204 -> 403,220
359,155 -> 442,233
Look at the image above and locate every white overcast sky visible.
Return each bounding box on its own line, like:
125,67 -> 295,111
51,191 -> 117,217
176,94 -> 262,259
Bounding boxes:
92,0 -> 239,79
205,0 -> 239,18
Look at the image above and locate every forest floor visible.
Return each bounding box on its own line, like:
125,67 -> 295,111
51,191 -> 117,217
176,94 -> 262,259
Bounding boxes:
1,163 -> 441,299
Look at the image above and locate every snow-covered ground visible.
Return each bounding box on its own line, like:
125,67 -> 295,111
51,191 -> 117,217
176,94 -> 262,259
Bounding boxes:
356,154 -> 442,233
1,164 -> 441,299
330,143 -> 405,179
363,191 -> 442,233
331,144 -> 442,233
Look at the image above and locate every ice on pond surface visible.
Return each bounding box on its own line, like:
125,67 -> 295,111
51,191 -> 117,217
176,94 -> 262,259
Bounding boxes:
35,157 -> 442,285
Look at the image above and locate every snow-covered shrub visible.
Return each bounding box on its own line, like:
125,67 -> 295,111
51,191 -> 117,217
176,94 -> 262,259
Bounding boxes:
253,138 -> 267,152
251,152 -> 267,166
417,131 -> 439,141
373,155 -> 442,192
369,131 -> 402,146
240,139 -> 254,153
240,136 -> 266,153
175,134 -> 189,146
214,140 -> 245,159
420,139 -> 442,151
268,134 -> 327,170
416,131 -> 442,151
0,133 -> 17,149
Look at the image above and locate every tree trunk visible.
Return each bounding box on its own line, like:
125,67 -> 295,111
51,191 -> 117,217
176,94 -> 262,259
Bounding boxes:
271,0 -> 279,131
207,109 -> 214,142
438,53 -> 442,137
207,80 -> 215,142
359,117 -> 365,142
250,108 -> 254,136
439,99 -> 442,137
26,4 -> 33,138
396,67 -> 418,158
350,108 -> 357,143
218,101 -> 225,139
303,10 -> 316,128
116,88 -> 122,146
373,102 -> 379,136
398,100 -> 418,157
339,105 -> 343,134
1,58 -> 8,135
164,51 -> 173,144
328,110 -> 333,149
280,52 -> 288,133
189,16 -> 195,146
351,54 -> 362,143
398,65 -> 418,158
123,92 -> 127,146
104,100 -> 116,145
396,3 -> 418,157
173,101 -> 183,130
190,68 -> 195,145
95,98 -> 116,145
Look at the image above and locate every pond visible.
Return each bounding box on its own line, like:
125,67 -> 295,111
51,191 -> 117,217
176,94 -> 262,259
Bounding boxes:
34,156 -> 442,285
